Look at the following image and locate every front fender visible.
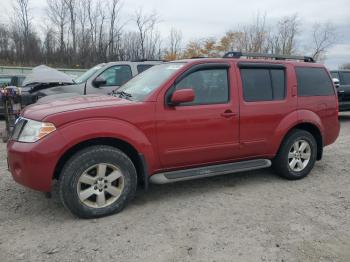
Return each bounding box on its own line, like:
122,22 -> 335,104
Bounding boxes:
56,118 -> 158,173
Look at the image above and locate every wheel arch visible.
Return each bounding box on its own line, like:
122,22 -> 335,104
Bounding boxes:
279,122 -> 323,160
53,137 -> 149,189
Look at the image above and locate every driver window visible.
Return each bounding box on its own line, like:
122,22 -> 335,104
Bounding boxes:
175,69 -> 229,105
98,65 -> 132,86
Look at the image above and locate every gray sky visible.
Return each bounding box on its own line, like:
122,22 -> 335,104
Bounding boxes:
1,0 -> 350,69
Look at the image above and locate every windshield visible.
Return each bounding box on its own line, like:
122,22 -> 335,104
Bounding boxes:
75,64 -> 105,84
116,63 -> 185,101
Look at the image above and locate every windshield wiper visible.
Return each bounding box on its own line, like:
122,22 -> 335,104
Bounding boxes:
115,91 -> 133,99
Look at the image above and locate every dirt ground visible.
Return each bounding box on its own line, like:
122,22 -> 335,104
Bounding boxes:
0,114 -> 349,262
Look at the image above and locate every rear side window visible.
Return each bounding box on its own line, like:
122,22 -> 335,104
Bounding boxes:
240,68 -> 285,102
341,72 -> 350,85
296,67 -> 334,96
137,64 -> 154,74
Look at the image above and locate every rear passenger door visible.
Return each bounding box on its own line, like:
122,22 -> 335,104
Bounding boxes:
238,63 -> 297,157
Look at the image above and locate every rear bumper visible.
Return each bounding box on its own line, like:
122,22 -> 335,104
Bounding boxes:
7,131 -> 67,192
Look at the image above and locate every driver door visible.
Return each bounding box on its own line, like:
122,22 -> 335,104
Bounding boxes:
89,65 -> 133,94
156,63 -> 240,169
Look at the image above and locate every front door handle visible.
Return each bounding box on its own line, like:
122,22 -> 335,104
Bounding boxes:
221,110 -> 237,118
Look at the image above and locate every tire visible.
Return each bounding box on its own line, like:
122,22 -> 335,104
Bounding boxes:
273,129 -> 317,180
58,145 -> 137,218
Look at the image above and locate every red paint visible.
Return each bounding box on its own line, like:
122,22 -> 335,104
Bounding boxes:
7,58 -> 340,192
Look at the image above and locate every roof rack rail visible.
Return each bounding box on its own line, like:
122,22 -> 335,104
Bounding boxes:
131,59 -> 165,62
223,51 -> 315,63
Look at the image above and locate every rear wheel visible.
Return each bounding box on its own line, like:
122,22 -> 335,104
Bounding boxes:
273,129 -> 317,180
59,145 -> 137,218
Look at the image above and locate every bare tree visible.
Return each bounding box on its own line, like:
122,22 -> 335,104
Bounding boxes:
340,63 -> 350,70
166,27 -> 182,59
310,22 -> 336,61
12,0 -> 31,63
64,0 -> 77,62
275,14 -> 299,55
134,9 -> 159,59
107,0 -> 123,60
47,0 -> 68,62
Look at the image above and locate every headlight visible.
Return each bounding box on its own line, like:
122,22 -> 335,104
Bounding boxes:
18,119 -> 56,143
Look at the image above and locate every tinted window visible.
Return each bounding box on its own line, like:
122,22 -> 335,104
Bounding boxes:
137,64 -> 154,74
271,69 -> 285,100
175,69 -> 229,105
240,68 -> 285,102
296,67 -> 334,96
341,72 -> 350,85
98,65 -> 132,86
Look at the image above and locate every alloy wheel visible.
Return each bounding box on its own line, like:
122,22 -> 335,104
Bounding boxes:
288,139 -> 311,172
77,163 -> 124,208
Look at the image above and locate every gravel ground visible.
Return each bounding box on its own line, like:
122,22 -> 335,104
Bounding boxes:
0,114 -> 349,262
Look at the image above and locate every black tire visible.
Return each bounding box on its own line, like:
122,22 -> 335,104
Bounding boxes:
58,145 -> 137,218
273,129 -> 317,180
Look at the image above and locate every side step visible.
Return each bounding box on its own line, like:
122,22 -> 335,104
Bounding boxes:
150,159 -> 271,184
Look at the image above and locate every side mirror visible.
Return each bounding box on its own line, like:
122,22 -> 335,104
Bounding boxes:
93,77 -> 107,88
333,78 -> 340,89
170,89 -> 195,105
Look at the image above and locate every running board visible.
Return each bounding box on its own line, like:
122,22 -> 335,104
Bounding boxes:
150,159 -> 271,184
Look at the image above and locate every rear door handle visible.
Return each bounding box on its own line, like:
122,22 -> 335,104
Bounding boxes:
221,110 -> 237,118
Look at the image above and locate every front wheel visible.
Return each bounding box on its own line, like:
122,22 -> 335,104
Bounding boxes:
273,129 -> 317,180
59,145 -> 137,218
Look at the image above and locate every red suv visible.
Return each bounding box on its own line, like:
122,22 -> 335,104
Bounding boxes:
7,52 -> 340,218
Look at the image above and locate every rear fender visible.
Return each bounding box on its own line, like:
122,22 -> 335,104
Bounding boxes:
271,110 -> 324,155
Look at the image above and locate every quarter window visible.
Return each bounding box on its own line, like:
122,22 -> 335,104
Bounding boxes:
296,67 -> 334,96
175,69 -> 229,105
240,68 -> 285,102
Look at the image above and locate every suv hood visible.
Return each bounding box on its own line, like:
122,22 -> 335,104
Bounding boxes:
22,94 -> 132,121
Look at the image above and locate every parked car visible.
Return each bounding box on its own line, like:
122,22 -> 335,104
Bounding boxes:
7,52 -> 339,218
33,60 -> 163,103
20,65 -> 76,106
330,70 -> 350,111
0,74 -> 26,116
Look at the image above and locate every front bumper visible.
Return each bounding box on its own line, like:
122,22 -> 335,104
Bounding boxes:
7,131 -> 67,192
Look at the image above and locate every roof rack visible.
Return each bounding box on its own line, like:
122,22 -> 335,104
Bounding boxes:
131,59 -> 165,62
223,51 -> 315,63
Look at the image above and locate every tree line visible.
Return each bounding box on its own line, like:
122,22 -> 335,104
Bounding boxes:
0,0 -> 341,69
